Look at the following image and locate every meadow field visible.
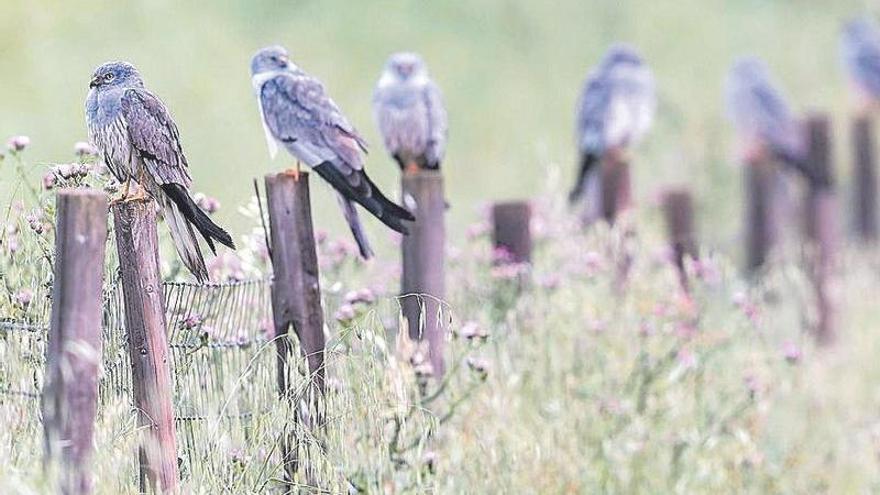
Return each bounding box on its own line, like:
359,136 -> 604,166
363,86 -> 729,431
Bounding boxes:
3,0 -> 880,493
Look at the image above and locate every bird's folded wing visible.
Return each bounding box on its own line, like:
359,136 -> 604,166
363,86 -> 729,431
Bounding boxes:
424,81 -> 448,166
259,73 -> 367,174
121,88 -> 193,187
576,73 -> 611,153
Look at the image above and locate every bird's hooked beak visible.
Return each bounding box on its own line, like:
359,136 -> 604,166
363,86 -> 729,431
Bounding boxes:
399,63 -> 414,78
89,75 -> 100,88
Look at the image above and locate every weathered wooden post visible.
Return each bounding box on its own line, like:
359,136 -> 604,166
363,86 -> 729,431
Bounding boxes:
744,157 -> 775,273
601,154 -> 632,224
852,115 -> 877,241
42,190 -> 107,495
113,200 -> 179,492
491,201 -> 532,264
803,114 -> 838,346
265,172 -> 326,485
662,189 -> 697,291
400,170 -> 446,377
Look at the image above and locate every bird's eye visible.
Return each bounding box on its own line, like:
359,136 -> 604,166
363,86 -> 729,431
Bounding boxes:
104,73 -> 115,82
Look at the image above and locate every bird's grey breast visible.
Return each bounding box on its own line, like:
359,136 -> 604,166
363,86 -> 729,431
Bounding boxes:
86,88 -> 137,180
377,82 -> 430,157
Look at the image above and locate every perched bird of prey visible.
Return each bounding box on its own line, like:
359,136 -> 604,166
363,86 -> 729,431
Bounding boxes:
373,52 -> 448,172
250,45 -> 414,259
725,57 -> 812,180
85,62 -> 235,282
570,44 -> 656,204
841,17 -> 880,111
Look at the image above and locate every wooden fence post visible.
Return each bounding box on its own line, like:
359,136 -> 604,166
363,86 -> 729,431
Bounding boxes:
113,200 -> 179,492
42,189 -> 107,495
601,154 -> 632,224
491,201 -> 532,264
661,189 -> 697,291
852,115 -> 877,241
804,114 -> 838,346
744,158 -> 775,273
400,171 -> 446,377
265,172 -> 326,485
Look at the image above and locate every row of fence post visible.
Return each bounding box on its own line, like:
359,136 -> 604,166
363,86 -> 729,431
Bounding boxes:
38,109 -> 880,491
40,172 -> 330,493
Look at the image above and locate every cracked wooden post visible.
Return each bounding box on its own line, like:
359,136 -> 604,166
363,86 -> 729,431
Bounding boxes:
852,115 -> 877,242
745,157 -> 775,273
662,188 -> 697,291
803,113 -> 838,346
491,201 -> 532,264
113,200 -> 179,493
400,170 -> 446,378
42,189 -> 108,495
265,171 -> 326,487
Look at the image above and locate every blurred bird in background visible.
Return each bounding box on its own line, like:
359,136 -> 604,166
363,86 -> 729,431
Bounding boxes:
373,52 -> 448,174
85,61 -> 235,282
570,44 -> 656,217
725,57 -> 813,181
250,45 -> 415,260
841,16 -> 880,114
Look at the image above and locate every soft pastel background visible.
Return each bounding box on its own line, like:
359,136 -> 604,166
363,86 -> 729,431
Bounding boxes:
7,2 -> 880,492
0,0 -> 872,257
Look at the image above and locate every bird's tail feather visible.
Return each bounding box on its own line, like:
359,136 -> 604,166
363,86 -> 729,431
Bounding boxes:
161,198 -> 210,283
336,194 -> 374,259
312,161 -> 414,235
569,152 -> 599,203
160,184 -> 236,253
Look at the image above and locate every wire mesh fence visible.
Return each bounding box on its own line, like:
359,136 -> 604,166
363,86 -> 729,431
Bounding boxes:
0,274 -> 281,481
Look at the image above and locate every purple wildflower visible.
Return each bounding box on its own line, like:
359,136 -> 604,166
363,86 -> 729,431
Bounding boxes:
7,135 -> 30,152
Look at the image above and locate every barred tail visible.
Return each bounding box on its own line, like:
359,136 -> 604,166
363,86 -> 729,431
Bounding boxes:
161,198 -> 210,282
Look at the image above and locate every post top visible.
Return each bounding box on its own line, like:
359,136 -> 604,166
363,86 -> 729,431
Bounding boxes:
401,169 -> 444,183
264,170 -> 311,183
492,200 -> 531,210
57,188 -> 108,199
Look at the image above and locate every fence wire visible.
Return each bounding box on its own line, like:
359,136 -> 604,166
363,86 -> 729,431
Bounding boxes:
0,275 -> 280,480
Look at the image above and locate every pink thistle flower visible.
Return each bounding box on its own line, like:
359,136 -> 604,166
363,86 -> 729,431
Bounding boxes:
13,288 -> 33,308
456,320 -> 488,341
491,246 -> 514,264
744,373 -> 761,397
344,288 -> 376,305
584,251 -> 602,272
782,341 -> 801,364
180,314 -> 203,330
73,141 -> 97,157
42,172 -> 57,190
7,135 -> 30,152
193,193 -> 221,214
677,348 -> 697,369
466,356 -> 490,380
334,304 -> 357,323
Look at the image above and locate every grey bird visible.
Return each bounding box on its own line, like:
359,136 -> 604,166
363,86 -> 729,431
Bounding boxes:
570,43 -> 656,204
250,45 -> 414,259
85,62 -> 235,282
373,52 -> 448,172
725,57 -> 813,181
841,17 -> 880,111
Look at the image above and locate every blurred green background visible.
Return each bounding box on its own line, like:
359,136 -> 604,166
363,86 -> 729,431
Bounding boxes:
0,0 -> 873,256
